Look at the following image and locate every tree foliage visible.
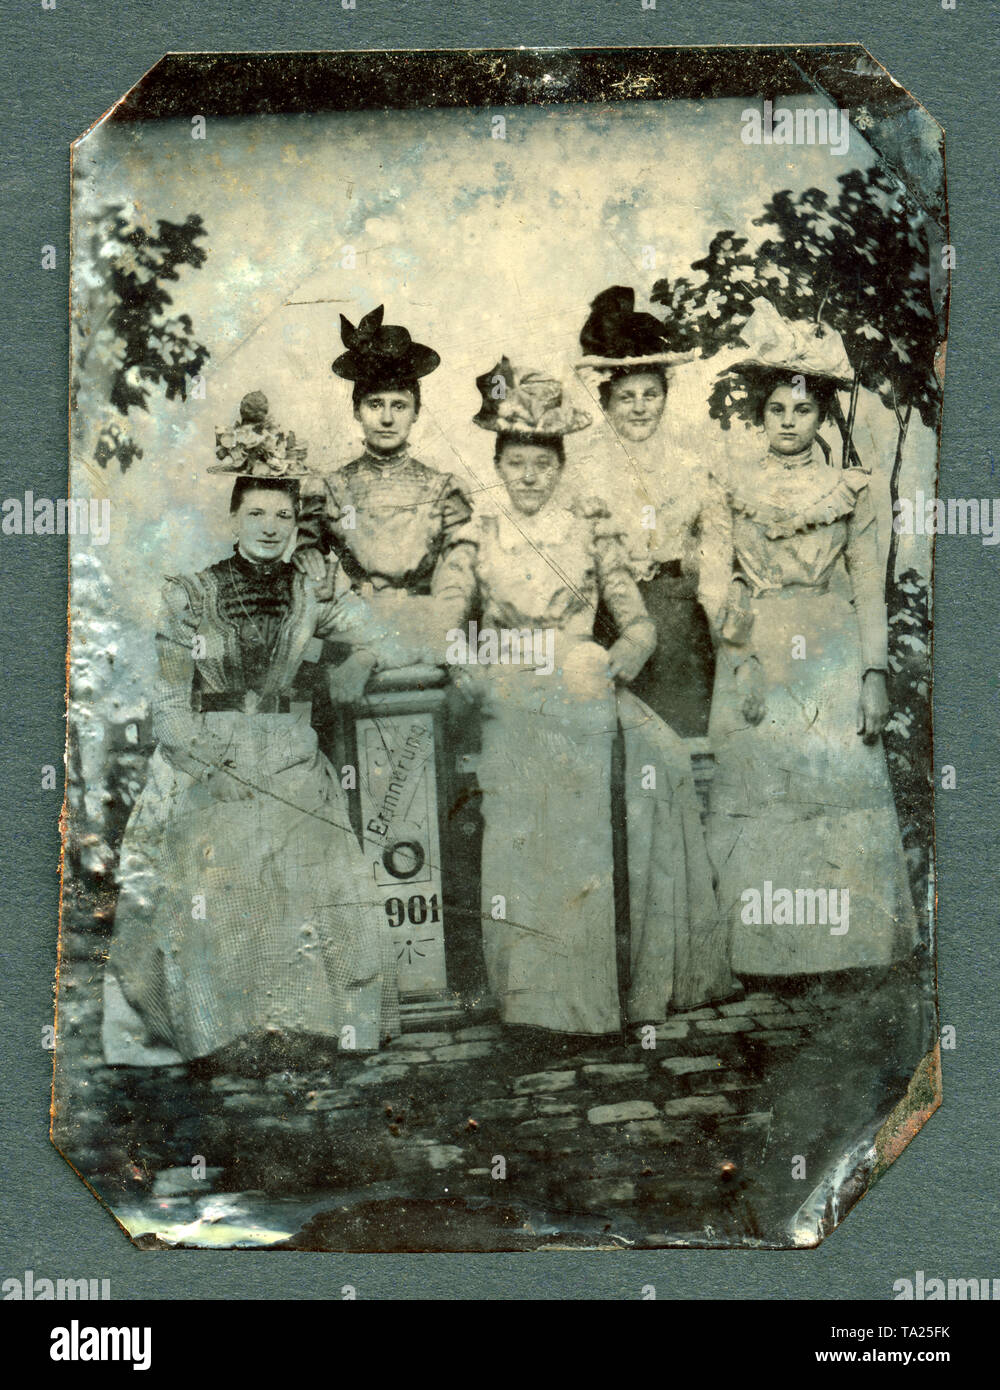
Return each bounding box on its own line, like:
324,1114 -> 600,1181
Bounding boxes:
74,203 -> 210,472
653,167 -> 940,433
653,164 -> 943,589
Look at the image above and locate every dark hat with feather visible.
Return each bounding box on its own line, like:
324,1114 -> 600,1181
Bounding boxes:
331,305 -> 440,390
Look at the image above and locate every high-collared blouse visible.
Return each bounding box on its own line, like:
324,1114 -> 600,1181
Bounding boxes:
295,447 -> 472,593
201,548 -> 295,692
697,442 -> 888,674
430,488 -> 653,644
579,425 -> 708,581
151,551 -> 417,782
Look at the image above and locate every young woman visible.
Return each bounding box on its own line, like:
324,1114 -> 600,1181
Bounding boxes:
294,305 -> 470,595
576,286 -> 714,739
430,359 -> 733,1035
698,303 -> 919,980
102,406 -> 411,1068
291,306 -> 473,703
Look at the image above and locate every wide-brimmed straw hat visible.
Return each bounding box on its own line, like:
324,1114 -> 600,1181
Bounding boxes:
727,298 -> 853,384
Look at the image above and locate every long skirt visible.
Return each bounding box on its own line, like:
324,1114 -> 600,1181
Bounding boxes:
102,711 -> 398,1064
629,565 -> 716,739
707,586 -> 919,976
474,642 -> 732,1034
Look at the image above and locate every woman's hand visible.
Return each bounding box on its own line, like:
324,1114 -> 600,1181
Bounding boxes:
735,657 -> 766,726
326,650 -> 377,704
294,547 -> 336,599
292,547 -> 326,582
450,665 -> 487,706
719,579 -> 754,646
857,669 -> 890,744
607,632 -> 652,684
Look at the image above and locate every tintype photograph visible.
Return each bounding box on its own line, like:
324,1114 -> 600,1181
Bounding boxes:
53,46 -> 945,1250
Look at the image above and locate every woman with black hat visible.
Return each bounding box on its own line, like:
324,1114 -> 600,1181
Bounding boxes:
102,394 -> 406,1070
576,286 -> 714,741
429,359 -> 733,1036
293,306 -> 471,697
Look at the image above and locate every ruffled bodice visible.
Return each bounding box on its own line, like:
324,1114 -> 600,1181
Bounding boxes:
201,548 -> 294,693
431,487 -> 651,643
698,442 -> 888,674
724,451 -> 871,595
579,424 -> 707,578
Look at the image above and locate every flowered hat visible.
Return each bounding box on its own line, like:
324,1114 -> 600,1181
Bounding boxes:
473,358 -> 592,438
728,298 -> 853,384
209,391 -> 310,476
331,304 -> 440,387
575,286 -> 695,373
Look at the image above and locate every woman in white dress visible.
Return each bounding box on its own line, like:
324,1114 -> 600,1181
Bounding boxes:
575,286 -> 714,739
698,304 -> 920,980
430,360 -> 733,1035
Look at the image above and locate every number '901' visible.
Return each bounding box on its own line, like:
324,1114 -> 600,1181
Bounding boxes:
384,894 -> 441,928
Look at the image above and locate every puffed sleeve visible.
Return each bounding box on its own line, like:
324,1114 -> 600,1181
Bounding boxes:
696,469 -> 738,636
151,578 -> 238,780
436,472 -> 474,541
312,579 -> 374,645
293,473 -> 339,557
579,499 -> 656,664
417,516 -> 480,666
695,469 -> 758,674
431,517 -> 479,616
312,574 -> 438,669
842,475 -> 889,673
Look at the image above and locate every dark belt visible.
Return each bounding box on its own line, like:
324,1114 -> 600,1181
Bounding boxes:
199,692 -> 308,714
638,560 -> 699,605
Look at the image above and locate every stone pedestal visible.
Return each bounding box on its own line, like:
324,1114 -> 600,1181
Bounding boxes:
334,666 -> 486,1028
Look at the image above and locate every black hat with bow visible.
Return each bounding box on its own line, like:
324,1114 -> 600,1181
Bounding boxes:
331,305 -> 440,390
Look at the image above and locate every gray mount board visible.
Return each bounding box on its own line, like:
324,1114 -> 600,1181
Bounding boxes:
1,0 -> 997,1300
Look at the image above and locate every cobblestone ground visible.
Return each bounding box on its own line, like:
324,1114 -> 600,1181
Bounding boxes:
52,910 -> 888,1252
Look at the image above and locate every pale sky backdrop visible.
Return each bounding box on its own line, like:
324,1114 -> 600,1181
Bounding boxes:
69,94 -> 940,714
